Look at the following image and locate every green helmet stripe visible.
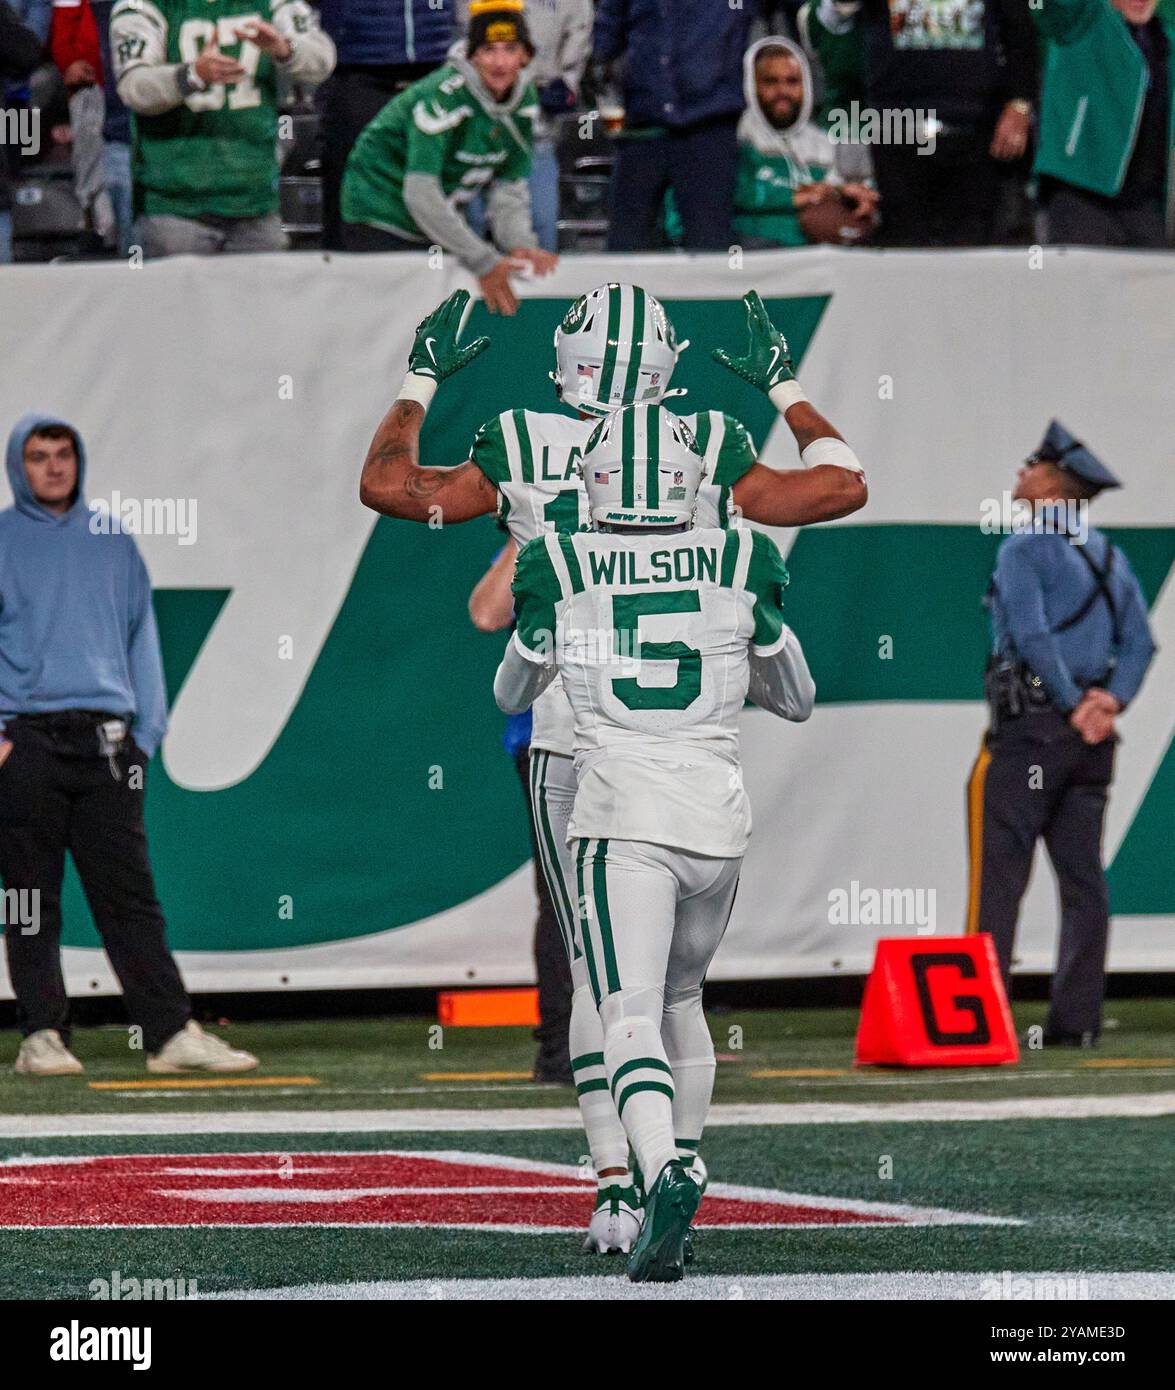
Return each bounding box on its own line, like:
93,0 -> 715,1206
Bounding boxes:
621,285 -> 646,404
597,284 -> 623,404
646,404 -> 659,509
621,404 -> 635,508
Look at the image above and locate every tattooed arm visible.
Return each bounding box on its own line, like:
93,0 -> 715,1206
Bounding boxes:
359,400 -> 497,523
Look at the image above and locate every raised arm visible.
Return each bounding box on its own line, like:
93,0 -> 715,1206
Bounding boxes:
359,291 -> 499,523
715,292 -> 868,527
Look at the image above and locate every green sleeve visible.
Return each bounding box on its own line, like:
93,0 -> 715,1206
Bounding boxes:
512,536 -> 563,655
712,414 -> 758,487
470,413 -> 511,486
746,529 -> 790,650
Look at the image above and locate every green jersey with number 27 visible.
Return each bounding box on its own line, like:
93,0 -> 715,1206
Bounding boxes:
472,407 -> 758,758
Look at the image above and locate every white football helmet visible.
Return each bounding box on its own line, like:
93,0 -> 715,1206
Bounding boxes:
551,282 -> 687,417
579,404 -> 706,529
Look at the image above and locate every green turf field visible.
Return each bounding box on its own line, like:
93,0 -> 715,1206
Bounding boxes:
3,1001 -> 1174,1299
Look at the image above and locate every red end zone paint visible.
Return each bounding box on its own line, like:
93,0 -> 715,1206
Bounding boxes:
0,1151 -> 915,1231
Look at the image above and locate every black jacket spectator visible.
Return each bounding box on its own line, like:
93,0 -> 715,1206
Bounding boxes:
594,0 -> 752,129
595,0 -> 755,251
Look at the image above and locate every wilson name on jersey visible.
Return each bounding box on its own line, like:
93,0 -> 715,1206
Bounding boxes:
511,525 -> 790,858
471,407 -> 759,759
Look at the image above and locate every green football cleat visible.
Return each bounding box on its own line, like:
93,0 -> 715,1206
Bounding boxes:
626,1160 -> 701,1284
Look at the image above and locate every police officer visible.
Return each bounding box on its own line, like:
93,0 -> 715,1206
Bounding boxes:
966,422 -> 1157,1046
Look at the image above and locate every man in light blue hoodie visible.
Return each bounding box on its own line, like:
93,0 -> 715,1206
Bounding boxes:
0,414 -> 258,1076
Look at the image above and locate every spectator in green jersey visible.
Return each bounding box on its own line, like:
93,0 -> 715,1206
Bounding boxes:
111,0 -> 335,257
341,0 -> 557,315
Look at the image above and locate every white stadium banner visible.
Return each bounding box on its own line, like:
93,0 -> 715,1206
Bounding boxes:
0,247 -> 1172,994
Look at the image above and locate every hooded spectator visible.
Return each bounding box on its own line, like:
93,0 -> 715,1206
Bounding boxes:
735,36 -> 878,248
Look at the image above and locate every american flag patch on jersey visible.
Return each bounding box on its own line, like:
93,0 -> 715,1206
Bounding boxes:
594,471 -> 609,483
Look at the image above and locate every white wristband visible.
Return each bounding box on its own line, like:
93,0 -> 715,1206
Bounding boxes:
769,379 -> 808,414
397,371 -> 438,411
800,436 -> 865,475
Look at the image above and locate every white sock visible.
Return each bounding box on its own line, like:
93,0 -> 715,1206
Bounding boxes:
602,1008 -> 677,1186
662,987 -> 715,1162
570,983 -> 630,1175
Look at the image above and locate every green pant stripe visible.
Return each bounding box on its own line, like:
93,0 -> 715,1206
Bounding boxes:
609,1055 -> 674,1097
617,1079 -> 675,1118
531,752 -> 577,959
570,1051 -> 605,1071
591,840 -> 621,994
575,838 -> 602,1006
598,283 -> 622,403
621,285 -> 646,405
575,1078 -> 611,1097
514,408 -> 534,483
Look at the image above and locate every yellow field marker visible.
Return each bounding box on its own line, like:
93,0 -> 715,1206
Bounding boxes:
750,1068 -> 851,1079
89,1076 -> 320,1091
421,1070 -> 534,1082
1078,1058 -> 1175,1069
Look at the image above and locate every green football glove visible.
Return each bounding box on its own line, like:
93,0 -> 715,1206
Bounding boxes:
712,291 -> 796,393
408,290 -> 490,383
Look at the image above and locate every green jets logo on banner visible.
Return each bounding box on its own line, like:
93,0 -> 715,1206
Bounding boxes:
55,297 -> 1175,951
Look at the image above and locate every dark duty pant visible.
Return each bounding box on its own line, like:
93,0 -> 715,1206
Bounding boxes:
0,712 -> 190,1052
965,708 -> 1116,1039
513,748 -> 572,1074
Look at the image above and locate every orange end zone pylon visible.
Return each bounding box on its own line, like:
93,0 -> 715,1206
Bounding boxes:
437,988 -> 542,1028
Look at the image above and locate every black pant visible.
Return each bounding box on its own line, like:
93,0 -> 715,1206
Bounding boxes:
0,712 -> 190,1052
871,125 -> 1002,246
317,62 -> 437,251
513,748 -> 571,1070
606,114 -> 739,252
1042,182 -> 1168,248
966,708 -> 1115,1039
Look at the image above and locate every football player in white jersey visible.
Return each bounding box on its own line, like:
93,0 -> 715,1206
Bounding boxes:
359,284 -> 865,1252
493,403 -> 815,1282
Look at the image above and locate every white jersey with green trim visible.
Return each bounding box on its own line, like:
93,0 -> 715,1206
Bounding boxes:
470,406 -> 758,757
510,524 -> 790,858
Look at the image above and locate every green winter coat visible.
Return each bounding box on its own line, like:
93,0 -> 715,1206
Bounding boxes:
1032,0 -> 1175,223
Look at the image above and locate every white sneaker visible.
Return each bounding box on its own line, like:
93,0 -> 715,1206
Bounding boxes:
583,1183 -> 643,1254
147,1021 -> 258,1074
14,1029 -> 84,1076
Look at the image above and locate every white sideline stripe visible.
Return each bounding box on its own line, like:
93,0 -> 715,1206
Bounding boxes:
205,1272 -> 1175,1301
4,1092 -> 1175,1138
